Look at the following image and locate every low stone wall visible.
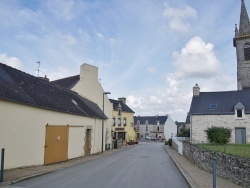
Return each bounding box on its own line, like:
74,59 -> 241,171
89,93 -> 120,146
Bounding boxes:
183,142 -> 250,187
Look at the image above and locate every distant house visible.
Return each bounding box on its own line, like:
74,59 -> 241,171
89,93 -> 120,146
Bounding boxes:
175,121 -> 186,135
189,84 -> 250,144
110,98 -> 136,143
0,63 -> 106,169
51,63 -> 113,150
134,115 -> 177,140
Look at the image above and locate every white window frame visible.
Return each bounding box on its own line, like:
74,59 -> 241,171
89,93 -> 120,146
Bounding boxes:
235,108 -> 245,119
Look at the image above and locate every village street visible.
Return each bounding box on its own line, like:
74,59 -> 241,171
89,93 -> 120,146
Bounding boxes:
12,142 -> 189,188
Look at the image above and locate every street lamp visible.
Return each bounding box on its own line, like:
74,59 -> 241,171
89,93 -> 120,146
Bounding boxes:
102,92 -> 111,153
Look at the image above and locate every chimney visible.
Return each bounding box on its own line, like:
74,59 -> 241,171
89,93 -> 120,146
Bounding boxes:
118,97 -> 126,104
80,63 -> 98,81
193,83 -> 200,96
38,75 -> 49,82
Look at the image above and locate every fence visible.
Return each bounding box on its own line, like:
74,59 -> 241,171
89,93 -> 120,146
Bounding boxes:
172,137 -> 190,155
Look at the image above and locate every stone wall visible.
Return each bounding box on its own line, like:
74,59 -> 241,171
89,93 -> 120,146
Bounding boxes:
183,142 -> 250,187
191,114 -> 250,143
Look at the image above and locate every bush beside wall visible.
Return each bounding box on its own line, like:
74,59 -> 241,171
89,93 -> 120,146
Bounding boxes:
183,142 -> 250,187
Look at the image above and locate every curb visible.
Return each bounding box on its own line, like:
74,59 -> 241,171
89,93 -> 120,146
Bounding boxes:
164,145 -> 199,188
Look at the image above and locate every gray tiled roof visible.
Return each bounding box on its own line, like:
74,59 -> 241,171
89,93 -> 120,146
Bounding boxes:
134,115 -> 168,125
189,90 -> 250,115
109,99 -> 134,113
0,63 -> 106,119
51,75 -> 80,89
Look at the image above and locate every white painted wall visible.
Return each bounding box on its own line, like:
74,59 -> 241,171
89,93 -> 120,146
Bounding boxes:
72,64 -> 113,150
0,100 -> 102,169
164,116 -> 177,140
191,114 -> 250,143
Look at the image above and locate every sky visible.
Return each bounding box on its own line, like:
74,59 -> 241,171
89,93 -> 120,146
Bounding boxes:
0,0 -> 246,122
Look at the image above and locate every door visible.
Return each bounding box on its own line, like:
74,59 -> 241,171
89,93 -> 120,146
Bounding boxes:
235,128 -> 246,144
84,129 -> 91,155
44,125 -> 69,165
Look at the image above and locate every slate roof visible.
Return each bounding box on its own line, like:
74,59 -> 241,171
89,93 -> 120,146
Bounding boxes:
134,115 -> 168,125
189,90 -> 250,115
109,99 -> 134,113
51,75 -> 80,89
0,63 -> 106,119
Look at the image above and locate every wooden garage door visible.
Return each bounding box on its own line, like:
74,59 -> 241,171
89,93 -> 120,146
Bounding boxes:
44,125 -> 69,165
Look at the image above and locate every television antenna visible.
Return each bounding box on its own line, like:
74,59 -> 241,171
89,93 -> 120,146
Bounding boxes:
36,61 -> 40,76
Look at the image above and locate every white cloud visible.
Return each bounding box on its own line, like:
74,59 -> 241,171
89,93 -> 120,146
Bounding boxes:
173,36 -> 220,79
127,95 -> 143,109
163,3 -> 197,33
61,33 -> 77,45
78,28 -> 91,44
46,67 -> 73,81
147,67 -> 157,73
96,32 -> 103,39
0,53 -> 23,70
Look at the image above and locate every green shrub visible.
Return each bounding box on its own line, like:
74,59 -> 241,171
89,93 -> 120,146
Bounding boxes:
167,138 -> 172,146
204,126 -> 232,144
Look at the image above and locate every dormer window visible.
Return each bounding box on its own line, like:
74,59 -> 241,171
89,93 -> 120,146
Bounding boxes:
234,102 -> 245,119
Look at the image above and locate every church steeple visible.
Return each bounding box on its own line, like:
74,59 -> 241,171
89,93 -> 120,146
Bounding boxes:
239,0 -> 250,35
234,0 -> 250,90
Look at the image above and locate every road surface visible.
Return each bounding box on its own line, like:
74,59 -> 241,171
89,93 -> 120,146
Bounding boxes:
13,142 -> 189,188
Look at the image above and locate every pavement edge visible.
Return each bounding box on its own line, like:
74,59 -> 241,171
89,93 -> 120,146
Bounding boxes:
164,145 -> 199,188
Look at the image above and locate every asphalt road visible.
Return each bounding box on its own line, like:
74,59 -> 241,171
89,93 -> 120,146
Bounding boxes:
13,142 -> 190,188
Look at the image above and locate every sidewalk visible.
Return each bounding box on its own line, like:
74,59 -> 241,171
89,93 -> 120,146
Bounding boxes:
165,145 -> 243,188
0,146 -> 129,187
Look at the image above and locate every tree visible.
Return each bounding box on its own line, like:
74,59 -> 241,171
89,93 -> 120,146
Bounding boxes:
177,128 -> 190,137
204,126 -> 232,144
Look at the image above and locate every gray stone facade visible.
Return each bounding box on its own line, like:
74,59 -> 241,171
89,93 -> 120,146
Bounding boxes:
191,114 -> 250,144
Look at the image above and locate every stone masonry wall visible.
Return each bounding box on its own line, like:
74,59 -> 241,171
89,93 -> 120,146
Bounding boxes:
183,142 -> 250,187
191,114 -> 250,143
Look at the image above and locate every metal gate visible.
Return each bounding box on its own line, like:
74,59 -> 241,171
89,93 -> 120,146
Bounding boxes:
44,125 -> 69,165
235,128 -> 246,144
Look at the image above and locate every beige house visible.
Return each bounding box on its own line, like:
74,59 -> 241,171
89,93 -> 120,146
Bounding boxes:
0,62 -> 106,169
110,98 -> 136,144
52,64 -> 113,150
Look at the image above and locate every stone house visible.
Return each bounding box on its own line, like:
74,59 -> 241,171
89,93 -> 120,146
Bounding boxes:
0,63 -> 106,169
51,63 -> 113,151
134,115 -> 177,140
188,0 -> 250,144
189,84 -> 250,144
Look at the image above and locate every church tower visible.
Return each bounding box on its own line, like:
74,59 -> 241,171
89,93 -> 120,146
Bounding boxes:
234,0 -> 250,90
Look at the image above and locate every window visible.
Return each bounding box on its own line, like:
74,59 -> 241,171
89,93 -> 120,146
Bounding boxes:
123,118 -> 127,126
113,118 -> 116,126
146,127 -> 148,131
234,102 -> 245,119
157,127 -> 159,131
137,120 -> 140,126
244,43 -> 250,61
118,109 -> 121,116
237,109 -> 243,118
209,104 -> 217,109
118,118 -> 121,126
